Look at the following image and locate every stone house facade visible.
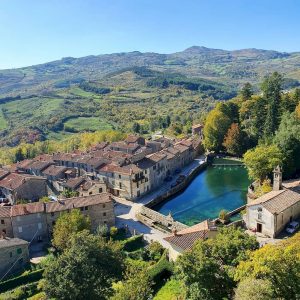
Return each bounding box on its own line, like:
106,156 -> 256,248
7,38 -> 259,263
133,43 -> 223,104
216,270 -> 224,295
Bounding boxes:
245,168 -> 300,237
0,193 -> 114,243
0,237 -> 30,277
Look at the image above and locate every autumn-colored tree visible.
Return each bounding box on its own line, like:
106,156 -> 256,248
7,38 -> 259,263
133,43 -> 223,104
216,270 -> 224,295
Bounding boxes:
203,109 -> 231,152
52,209 -> 91,251
243,144 -> 282,182
223,123 -> 246,156
235,232 -> 300,299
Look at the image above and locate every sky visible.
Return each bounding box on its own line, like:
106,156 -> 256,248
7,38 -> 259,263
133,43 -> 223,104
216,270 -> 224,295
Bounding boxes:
0,0 -> 300,69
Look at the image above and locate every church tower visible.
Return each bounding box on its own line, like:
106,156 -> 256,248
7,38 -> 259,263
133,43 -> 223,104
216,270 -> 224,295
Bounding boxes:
273,165 -> 282,191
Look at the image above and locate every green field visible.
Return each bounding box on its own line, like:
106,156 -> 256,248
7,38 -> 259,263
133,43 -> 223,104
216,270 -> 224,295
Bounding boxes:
63,117 -> 113,132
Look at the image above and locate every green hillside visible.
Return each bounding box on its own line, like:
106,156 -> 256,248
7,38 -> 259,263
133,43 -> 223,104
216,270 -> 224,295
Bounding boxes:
0,46 -> 300,146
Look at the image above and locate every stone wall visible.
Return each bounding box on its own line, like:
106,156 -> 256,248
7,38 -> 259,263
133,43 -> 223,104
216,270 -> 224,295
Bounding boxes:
138,205 -> 187,232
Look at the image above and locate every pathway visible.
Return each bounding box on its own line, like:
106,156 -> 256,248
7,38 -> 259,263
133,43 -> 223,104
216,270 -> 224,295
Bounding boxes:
113,156 -> 206,247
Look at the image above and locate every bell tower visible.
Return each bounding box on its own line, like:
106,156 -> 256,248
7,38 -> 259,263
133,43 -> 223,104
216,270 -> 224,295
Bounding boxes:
273,165 -> 282,191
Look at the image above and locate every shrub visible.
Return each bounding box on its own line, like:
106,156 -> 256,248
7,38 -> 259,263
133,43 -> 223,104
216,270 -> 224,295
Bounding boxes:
0,269 -> 43,293
122,235 -> 145,252
219,209 -> 229,222
110,226 -> 118,237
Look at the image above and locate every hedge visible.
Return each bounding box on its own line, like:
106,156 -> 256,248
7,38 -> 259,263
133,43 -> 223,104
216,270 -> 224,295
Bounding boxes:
0,269 -> 44,293
148,251 -> 174,286
122,234 -> 145,252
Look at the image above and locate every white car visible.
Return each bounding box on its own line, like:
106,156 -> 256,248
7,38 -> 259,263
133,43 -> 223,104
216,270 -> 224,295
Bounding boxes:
286,221 -> 299,234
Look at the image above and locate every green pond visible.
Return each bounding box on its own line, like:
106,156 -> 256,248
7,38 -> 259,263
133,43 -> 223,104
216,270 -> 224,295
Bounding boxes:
154,159 -> 251,226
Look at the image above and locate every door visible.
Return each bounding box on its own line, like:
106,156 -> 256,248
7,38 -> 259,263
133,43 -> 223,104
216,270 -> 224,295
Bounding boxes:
257,223 -> 262,233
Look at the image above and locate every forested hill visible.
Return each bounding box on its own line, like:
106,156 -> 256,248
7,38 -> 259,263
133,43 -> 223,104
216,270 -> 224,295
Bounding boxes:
1,46 -> 300,96
0,46 -> 300,147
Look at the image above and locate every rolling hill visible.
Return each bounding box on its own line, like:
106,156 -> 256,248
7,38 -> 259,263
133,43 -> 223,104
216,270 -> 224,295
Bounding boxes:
0,46 -> 300,147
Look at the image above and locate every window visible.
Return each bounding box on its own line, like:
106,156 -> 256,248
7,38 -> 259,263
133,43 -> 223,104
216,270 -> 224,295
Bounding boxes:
99,188 -> 103,193
18,226 -> 22,233
137,182 -> 139,188
103,212 -> 106,216
9,252 -> 12,258
38,223 -> 42,230
1,219 -> 4,224
85,206 -> 88,211
52,221 -> 56,226
17,248 -> 22,254
137,191 -> 140,197
153,166 -> 156,170
80,207 -> 84,211
119,182 -> 122,189
51,212 -> 54,217
119,174 -> 121,179
104,221 -> 107,224
19,258 -> 23,265
89,191 -> 92,195
145,170 -> 147,174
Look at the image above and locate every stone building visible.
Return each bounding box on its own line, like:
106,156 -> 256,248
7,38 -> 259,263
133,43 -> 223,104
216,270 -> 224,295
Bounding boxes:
0,193 -> 114,242
164,220 -> 218,260
245,167 -> 300,237
0,237 -> 30,277
45,194 -> 114,236
0,173 -> 48,205
0,206 -> 13,238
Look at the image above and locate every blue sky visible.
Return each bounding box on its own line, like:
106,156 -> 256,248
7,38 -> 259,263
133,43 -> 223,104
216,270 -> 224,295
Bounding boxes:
0,0 -> 299,69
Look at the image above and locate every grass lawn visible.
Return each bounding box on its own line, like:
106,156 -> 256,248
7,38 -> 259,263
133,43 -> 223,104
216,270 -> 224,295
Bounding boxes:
64,117 -> 113,132
154,279 -> 185,300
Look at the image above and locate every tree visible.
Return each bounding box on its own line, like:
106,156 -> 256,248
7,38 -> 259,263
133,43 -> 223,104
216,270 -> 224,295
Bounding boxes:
243,144 -> 282,182
61,189 -> 79,198
52,209 -> 91,251
234,278 -> 274,300
111,264 -> 153,300
43,230 -> 124,300
240,82 -> 253,100
223,123 -> 246,156
132,122 -> 141,133
296,102 -> 300,120
176,227 -> 258,300
274,112 -> 300,178
203,109 -> 231,151
235,232 -> 300,299
261,72 -> 283,136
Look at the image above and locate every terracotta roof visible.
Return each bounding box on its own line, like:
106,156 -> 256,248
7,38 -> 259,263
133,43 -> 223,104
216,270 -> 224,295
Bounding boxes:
147,152 -> 166,162
65,177 -> 85,189
164,220 -> 216,250
27,161 -> 53,171
174,143 -> 189,153
46,193 -> 111,213
0,238 -> 29,249
11,202 -> 44,217
247,189 -> 300,214
0,169 -> 10,180
110,141 -> 140,151
164,230 -> 208,251
16,160 -> 34,169
192,124 -> 203,129
0,206 -> 11,218
0,173 -> 45,191
42,165 -> 68,176
179,139 -> 193,148
98,163 -> 141,175
125,135 -> 144,144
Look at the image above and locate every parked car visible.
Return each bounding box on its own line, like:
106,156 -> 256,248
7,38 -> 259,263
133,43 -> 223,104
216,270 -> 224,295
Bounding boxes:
286,221 -> 299,234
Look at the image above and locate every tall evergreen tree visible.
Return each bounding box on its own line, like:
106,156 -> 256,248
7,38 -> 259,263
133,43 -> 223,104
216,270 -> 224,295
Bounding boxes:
261,72 -> 283,136
240,82 -> 253,100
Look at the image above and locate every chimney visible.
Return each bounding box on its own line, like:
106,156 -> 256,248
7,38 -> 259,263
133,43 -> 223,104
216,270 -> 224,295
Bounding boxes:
273,165 -> 282,191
